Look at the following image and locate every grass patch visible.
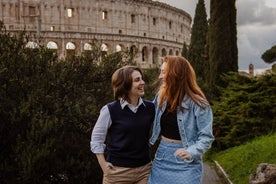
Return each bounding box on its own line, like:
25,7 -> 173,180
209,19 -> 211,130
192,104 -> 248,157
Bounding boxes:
212,133 -> 276,184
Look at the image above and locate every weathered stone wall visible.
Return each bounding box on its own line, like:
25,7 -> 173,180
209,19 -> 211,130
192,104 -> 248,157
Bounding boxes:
0,0 -> 192,68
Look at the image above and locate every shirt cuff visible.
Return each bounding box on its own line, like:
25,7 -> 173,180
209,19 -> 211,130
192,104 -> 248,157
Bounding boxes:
90,142 -> 106,153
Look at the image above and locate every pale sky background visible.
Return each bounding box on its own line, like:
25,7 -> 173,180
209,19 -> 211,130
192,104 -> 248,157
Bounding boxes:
156,0 -> 276,71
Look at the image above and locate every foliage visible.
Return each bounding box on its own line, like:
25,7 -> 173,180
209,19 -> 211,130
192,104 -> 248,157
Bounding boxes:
142,68 -> 160,100
212,73 -> 276,151
1,20 -> 154,183
208,0 -> 238,87
261,45 -> 276,64
272,63 -> 276,73
188,0 -> 208,82
181,42 -> 188,58
212,133 -> 276,184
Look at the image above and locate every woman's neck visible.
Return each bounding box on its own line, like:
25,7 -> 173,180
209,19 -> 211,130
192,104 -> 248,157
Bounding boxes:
128,97 -> 139,107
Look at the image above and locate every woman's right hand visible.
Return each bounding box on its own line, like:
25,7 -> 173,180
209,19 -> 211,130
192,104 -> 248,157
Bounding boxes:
96,154 -> 116,173
102,161 -> 116,173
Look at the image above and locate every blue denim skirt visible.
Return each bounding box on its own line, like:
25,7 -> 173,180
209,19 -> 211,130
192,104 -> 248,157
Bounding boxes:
148,140 -> 203,184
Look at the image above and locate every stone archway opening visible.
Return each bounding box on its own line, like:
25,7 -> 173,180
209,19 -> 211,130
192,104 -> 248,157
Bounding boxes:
152,47 -> 158,65
115,44 -> 122,52
142,46 -> 148,62
130,45 -> 137,64
84,43 -> 92,51
162,48 -> 167,57
83,43 -> 93,57
101,43 -> 108,58
66,42 -> 76,57
47,41 -> 58,49
47,41 -> 58,54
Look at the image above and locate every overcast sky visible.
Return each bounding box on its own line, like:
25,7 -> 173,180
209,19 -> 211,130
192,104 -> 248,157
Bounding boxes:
156,0 -> 276,71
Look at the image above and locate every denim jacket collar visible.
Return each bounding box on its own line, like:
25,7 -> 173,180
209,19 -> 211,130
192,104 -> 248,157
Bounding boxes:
159,94 -> 190,111
181,94 -> 190,109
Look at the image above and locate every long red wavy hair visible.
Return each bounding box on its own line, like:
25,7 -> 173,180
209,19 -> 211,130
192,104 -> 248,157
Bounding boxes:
158,56 -> 208,112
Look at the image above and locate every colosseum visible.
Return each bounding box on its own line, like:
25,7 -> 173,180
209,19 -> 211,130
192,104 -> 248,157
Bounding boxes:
0,0 -> 192,68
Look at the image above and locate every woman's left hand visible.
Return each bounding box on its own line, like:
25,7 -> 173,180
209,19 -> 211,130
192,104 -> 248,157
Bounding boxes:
174,148 -> 191,160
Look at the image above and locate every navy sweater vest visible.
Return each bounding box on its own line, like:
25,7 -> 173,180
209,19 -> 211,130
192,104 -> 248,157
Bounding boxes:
106,100 -> 155,167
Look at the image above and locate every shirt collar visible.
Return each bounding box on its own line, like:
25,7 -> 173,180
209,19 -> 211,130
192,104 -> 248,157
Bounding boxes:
120,97 -> 145,109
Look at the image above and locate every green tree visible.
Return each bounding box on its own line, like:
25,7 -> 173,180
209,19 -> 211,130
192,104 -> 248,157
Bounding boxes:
261,45 -> 276,64
208,0 -> 238,87
188,0 -> 208,81
0,20 -> 159,183
212,73 -> 276,151
181,42 -> 188,58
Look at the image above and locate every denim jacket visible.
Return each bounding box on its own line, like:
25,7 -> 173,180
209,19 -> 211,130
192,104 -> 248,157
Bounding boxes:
150,94 -> 215,161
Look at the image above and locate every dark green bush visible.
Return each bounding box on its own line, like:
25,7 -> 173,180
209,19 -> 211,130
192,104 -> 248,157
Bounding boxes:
1,21 -> 156,183
212,73 -> 276,151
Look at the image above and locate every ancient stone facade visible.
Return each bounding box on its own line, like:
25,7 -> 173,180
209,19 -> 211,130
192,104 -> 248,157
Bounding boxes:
0,0 -> 192,68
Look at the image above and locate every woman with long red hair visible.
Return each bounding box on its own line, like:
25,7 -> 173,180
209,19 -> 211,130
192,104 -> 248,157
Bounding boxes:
148,56 -> 214,184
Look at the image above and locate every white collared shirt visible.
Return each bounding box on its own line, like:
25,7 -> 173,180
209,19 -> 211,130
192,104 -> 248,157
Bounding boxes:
120,98 -> 145,113
90,98 -> 145,153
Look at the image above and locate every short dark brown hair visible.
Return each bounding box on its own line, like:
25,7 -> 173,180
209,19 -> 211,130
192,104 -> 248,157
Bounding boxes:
111,65 -> 143,101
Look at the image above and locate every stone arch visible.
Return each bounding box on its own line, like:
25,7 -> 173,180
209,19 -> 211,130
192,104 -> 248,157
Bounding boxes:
84,43 -> 92,51
130,45 -> 137,55
47,41 -> 58,49
152,47 -> 158,64
101,43 -> 108,51
66,42 -> 76,49
101,43 -> 109,57
176,50 -> 179,56
115,44 -> 122,52
83,42 -> 93,57
161,48 -> 167,57
130,45 -> 138,64
46,41 -> 58,55
66,42 -> 76,57
142,46 -> 148,62
169,49 -> 173,55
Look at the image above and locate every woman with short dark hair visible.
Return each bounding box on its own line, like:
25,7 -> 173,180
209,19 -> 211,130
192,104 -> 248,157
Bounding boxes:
91,66 -> 155,184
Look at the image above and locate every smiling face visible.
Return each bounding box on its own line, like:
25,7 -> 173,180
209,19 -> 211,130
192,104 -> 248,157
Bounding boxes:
128,70 -> 145,101
159,62 -> 167,84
